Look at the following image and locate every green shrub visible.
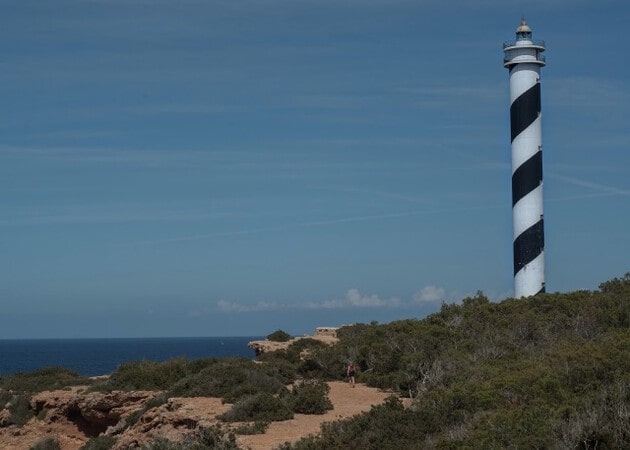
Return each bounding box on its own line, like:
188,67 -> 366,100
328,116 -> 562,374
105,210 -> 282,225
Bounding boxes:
0,367 -> 90,393
289,380 -> 332,414
105,358 -> 189,391
195,425 -> 239,449
219,392 -> 293,422
36,407 -> 48,421
140,425 -> 239,449
92,357 -> 297,405
5,393 -> 34,427
169,359 -> 289,402
144,392 -> 169,410
283,396 -> 413,449
0,390 -> 12,405
140,437 -> 180,450
233,421 -> 269,435
258,358 -> 298,385
89,358 -> 220,393
125,408 -> 143,428
267,330 -> 291,342
80,435 -> 116,450
30,437 -> 61,450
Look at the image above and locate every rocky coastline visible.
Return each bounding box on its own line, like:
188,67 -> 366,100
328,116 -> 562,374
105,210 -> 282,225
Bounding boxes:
0,381 -> 391,450
1,327 -> 378,450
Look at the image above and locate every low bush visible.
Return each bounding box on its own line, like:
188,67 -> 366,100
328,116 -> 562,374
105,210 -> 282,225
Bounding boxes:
140,425 -> 239,450
280,396 -> 412,449
103,358 -> 190,391
36,407 -> 49,421
289,380 -> 332,414
30,437 -> 61,450
0,390 -> 12,407
80,435 -> 116,450
144,392 -> 169,410
140,437 -> 184,450
91,358 -> 220,393
195,425 -> 239,449
233,421 -> 269,435
125,408 -> 144,428
169,359 -> 289,402
219,392 -> 293,422
4,393 -> 34,427
258,358 -> 297,385
0,367 -> 90,393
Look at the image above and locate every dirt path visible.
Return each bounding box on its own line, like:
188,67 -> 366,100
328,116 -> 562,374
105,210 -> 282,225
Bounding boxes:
237,381 -> 393,450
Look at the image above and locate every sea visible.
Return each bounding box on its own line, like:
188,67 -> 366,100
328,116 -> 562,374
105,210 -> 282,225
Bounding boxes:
0,337 -> 261,377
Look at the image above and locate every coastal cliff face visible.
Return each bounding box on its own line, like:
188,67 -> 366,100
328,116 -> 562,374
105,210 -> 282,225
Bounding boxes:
0,387 -> 231,449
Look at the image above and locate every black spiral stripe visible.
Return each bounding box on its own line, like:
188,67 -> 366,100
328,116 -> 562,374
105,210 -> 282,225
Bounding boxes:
510,82 -> 541,142
513,218 -> 544,276
512,150 -> 542,206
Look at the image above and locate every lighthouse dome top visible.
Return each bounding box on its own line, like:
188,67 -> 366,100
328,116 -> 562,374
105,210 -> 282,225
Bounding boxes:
516,19 -> 532,34
515,19 -> 533,41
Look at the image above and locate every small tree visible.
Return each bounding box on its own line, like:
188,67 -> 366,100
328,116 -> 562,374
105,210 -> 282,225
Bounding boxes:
289,380 -> 333,414
267,329 -> 292,342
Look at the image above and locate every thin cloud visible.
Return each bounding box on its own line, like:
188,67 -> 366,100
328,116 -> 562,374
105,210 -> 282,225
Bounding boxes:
413,285 -> 446,303
0,204 -> 239,227
547,77 -> 629,109
0,144 -> 203,167
310,288 -> 401,309
549,172 -> 630,197
216,300 -> 280,313
138,203 -> 505,245
216,288 -> 402,314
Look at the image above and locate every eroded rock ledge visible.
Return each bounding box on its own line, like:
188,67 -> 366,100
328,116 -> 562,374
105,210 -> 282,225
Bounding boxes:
1,388 -> 231,450
248,326 -> 340,357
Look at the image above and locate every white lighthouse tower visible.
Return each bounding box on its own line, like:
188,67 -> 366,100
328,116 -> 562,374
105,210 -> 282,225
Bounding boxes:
503,19 -> 546,298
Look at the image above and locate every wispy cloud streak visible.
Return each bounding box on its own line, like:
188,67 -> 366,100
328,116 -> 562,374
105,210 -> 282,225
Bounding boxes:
549,172 -> 630,197
139,203 -> 504,244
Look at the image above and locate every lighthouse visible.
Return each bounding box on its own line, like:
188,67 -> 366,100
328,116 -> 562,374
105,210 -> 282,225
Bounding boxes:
503,19 -> 546,298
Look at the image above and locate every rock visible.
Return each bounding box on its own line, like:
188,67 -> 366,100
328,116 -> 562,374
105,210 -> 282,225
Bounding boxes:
110,397 -> 231,450
65,391 -> 156,426
248,326 -> 340,357
104,418 -> 127,436
0,408 -> 10,427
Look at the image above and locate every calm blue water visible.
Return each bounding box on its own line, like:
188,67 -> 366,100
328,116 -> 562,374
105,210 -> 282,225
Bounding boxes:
0,337 -> 261,376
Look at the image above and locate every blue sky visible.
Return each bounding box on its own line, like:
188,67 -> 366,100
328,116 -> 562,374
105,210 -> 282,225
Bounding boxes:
1,0 -> 628,338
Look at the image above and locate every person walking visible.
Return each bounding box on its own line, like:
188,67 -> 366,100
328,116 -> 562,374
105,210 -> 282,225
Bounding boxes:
347,362 -> 356,388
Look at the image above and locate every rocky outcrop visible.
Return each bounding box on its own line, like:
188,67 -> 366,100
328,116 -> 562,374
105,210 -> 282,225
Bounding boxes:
248,327 -> 340,357
112,397 -> 230,450
65,391 -> 157,435
0,388 -> 231,450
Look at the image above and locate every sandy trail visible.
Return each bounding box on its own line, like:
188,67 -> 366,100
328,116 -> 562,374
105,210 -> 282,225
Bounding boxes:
237,381 -> 393,450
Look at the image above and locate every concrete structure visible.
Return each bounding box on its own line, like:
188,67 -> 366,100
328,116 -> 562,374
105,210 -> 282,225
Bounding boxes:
503,19 -> 546,297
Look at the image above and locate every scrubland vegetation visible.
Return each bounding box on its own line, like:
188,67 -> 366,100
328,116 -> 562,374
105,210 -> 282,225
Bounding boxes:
1,274 -> 629,449
279,274 -> 630,449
